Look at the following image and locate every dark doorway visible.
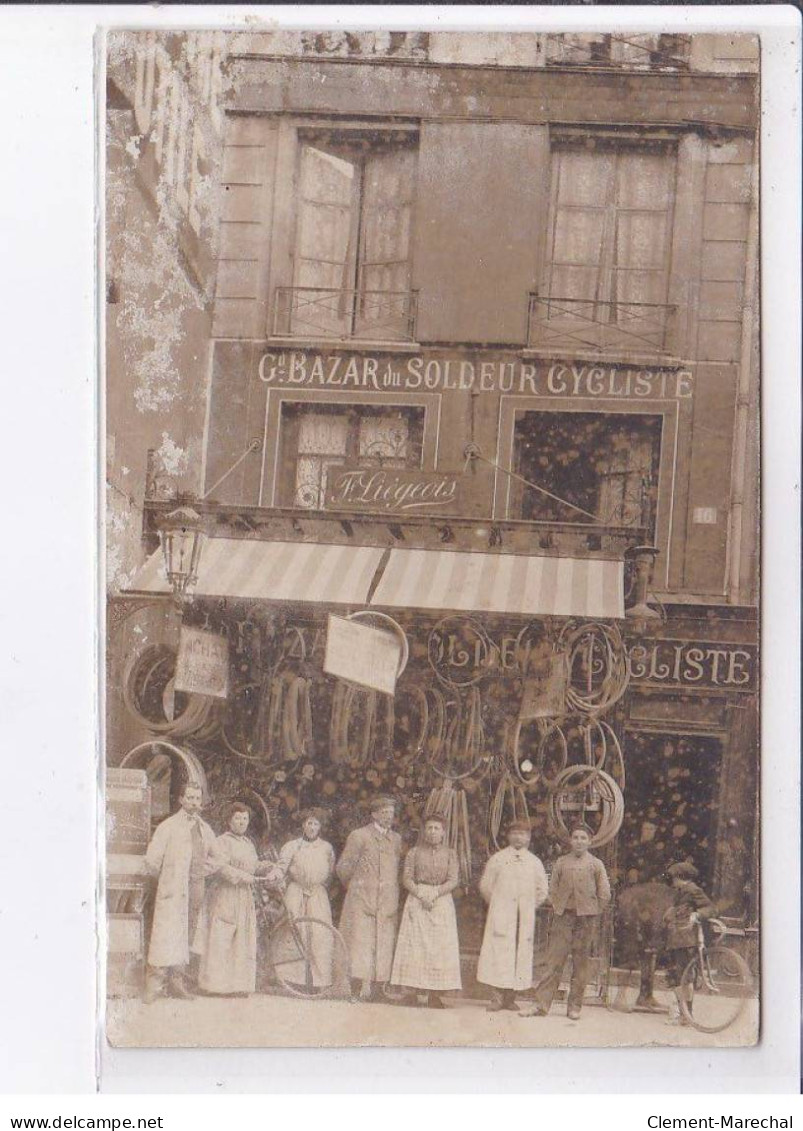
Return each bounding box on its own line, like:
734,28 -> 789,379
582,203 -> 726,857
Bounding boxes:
617,730 -> 723,894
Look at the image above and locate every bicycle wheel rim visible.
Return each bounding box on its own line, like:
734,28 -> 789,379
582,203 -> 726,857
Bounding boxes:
680,947 -> 753,1033
268,917 -> 351,1000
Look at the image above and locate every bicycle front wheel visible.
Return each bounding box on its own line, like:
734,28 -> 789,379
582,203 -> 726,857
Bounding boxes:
268,916 -> 351,1000
679,946 -> 753,1033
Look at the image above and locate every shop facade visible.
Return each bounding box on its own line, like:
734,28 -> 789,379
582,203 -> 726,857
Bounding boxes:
107,31 -> 760,995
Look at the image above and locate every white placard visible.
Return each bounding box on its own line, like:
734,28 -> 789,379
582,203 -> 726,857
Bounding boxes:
174,625 -> 230,699
324,614 -> 402,695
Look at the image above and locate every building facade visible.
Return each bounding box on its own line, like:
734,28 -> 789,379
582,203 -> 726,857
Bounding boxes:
107,30 -> 760,991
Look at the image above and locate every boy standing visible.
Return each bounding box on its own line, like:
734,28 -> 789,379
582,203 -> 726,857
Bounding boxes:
522,824 -> 611,1020
477,820 -> 548,1012
662,861 -> 715,1025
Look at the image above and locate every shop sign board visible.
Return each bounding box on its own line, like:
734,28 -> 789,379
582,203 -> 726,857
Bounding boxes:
325,468 -> 460,514
174,625 -> 230,699
324,614 -> 402,695
259,349 -> 695,401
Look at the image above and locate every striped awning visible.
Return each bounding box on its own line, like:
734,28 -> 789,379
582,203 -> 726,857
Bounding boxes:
369,549 -> 624,619
129,539 -> 386,606
129,539 -> 624,618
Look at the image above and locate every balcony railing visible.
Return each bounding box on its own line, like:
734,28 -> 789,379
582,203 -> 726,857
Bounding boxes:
527,295 -> 678,358
273,287 -> 418,343
544,33 -> 691,71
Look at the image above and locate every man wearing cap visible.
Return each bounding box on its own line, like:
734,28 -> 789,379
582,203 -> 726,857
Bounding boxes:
337,796 -> 403,1002
477,821 -> 548,1012
522,824 -> 611,1021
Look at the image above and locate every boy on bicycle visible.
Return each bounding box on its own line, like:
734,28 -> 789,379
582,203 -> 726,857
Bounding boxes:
662,861 -> 715,1025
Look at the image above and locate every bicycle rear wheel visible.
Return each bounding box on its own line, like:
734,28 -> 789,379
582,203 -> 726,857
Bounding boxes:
268,916 -> 351,1000
679,946 -> 753,1033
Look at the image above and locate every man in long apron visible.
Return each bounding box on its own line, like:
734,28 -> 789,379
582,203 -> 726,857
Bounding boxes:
477,820 -> 549,1011
142,781 -> 218,1003
336,796 -> 402,1002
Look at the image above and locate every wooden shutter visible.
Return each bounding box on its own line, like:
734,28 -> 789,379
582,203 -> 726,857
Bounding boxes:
414,122 -> 547,343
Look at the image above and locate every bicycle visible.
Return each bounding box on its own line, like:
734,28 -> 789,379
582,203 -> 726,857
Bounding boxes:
678,917 -> 755,1033
255,878 -> 351,1000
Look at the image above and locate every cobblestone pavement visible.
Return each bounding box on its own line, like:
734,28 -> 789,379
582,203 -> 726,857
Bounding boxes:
107,988 -> 758,1049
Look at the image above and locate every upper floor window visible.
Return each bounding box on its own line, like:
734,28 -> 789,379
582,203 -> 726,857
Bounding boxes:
274,129 -> 419,343
510,410 -> 662,533
530,140 -> 678,357
276,402 -> 424,509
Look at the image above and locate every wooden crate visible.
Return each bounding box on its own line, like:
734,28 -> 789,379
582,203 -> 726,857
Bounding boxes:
107,912 -> 145,998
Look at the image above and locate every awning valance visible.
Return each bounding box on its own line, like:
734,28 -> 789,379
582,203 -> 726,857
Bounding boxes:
129,539 -> 624,619
369,549 -> 624,619
129,539 -> 386,606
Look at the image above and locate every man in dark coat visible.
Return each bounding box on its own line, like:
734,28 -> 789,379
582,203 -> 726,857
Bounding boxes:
612,880 -> 674,1013
336,795 -> 403,1002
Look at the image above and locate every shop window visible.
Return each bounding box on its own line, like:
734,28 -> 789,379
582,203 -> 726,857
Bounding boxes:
510,411 -> 662,531
530,141 -> 678,355
274,130 -> 419,342
277,403 -> 424,509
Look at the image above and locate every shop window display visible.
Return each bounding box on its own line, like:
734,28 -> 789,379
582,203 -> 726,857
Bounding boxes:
277,402 -> 424,509
511,410 -> 662,531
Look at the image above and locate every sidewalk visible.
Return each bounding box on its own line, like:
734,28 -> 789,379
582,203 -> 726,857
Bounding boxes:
106,989 -> 758,1049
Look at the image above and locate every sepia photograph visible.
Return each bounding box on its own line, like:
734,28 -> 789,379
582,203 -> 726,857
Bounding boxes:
103,25 -> 760,1051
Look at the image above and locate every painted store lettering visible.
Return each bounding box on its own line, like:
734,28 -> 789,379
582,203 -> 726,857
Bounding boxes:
627,643 -> 754,688
258,351 -> 695,400
283,621 -> 754,692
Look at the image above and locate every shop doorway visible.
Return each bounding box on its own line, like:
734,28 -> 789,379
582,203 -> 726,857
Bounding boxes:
617,729 -> 724,894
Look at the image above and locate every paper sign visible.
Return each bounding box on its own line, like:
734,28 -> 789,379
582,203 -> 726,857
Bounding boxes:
324,614 -> 402,696
174,625 -> 230,699
518,653 -> 568,720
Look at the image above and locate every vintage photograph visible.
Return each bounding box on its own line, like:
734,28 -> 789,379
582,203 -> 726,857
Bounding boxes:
103,26 -> 760,1049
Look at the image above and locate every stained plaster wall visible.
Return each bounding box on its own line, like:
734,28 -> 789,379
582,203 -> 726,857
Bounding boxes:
105,34 -> 228,593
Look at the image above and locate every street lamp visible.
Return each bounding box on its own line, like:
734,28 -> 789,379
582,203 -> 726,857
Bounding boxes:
158,506 -> 206,603
625,544 -> 662,623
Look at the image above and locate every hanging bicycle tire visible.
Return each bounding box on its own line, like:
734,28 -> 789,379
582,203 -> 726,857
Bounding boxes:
559,621 -> 630,716
489,771 -> 530,852
546,764 -> 624,848
393,682 -> 430,761
428,686 -> 487,781
122,644 -> 215,738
